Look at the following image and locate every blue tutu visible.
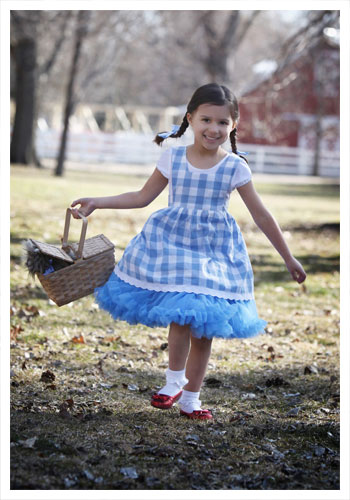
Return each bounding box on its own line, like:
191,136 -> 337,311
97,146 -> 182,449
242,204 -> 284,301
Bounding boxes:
94,272 -> 267,340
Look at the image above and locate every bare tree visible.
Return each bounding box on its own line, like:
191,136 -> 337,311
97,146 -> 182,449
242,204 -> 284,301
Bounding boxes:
277,10 -> 339,175
200,11 -> 260,82
10,12 -> 39,164
55,11 -> 90,177
10,11 -> 71,166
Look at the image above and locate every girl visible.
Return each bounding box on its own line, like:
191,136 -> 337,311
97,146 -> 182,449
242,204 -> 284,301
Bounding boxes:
71,83 -> 306,420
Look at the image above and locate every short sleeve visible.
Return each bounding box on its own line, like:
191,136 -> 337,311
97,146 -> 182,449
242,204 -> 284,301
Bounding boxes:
156,147 -> 172,179
231,157 -> 252,190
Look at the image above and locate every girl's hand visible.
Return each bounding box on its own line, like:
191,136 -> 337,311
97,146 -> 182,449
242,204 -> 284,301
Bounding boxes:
71,198 -> 96,218
285,257 -> 307,283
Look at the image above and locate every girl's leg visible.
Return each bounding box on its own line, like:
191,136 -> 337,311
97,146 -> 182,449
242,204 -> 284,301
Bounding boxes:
184,335 -> 212,392
179,334 -> 213,418
154,323 -> 191,399
168,322 -> 191,370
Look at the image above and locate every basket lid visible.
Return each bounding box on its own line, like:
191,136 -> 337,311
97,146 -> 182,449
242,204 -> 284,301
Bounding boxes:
70,234 -> 114,260
30,239 -> 74,263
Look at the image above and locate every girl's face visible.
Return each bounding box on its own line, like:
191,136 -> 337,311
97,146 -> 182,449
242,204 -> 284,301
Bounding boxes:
187,103 -> 235,152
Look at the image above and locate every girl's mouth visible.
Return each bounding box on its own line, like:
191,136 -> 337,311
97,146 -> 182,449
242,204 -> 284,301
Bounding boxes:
203,135 -> 220,142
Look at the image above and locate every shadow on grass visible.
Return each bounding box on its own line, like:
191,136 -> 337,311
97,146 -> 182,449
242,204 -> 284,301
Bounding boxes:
10,361 -> 339,491
252,253 -> 339,284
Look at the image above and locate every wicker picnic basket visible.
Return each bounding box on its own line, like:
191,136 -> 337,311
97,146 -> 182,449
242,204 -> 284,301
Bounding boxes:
33,208 -> 115,306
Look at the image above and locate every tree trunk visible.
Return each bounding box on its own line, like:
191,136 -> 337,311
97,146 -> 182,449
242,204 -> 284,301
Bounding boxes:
312,110 -> 322,176
10,38 -> 36,164
55,12 -> 87,177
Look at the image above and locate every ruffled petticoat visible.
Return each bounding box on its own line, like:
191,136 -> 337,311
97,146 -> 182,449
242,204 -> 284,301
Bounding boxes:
94,272 -> 267,340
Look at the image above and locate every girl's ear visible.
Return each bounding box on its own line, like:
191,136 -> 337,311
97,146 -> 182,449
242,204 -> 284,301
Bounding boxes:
186,112 -> 192,125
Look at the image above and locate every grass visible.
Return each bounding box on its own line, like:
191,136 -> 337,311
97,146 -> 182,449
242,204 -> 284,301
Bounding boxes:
10,164 -> 339,490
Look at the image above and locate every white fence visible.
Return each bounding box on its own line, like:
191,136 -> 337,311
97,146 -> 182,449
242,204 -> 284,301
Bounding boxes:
35,129 -> 340,177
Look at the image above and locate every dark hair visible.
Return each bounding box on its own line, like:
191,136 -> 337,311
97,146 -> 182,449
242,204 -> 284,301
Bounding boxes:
154,83 -> 247,162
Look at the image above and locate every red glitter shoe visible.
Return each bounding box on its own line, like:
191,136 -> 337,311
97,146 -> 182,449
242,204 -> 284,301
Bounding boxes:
151,391 -> 182,409
180,409 -> 213,420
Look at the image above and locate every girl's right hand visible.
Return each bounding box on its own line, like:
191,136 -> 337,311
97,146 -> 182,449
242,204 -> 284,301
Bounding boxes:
71,198 -> 96,219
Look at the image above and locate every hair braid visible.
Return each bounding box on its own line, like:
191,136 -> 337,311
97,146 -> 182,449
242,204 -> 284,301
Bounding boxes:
154,114 -> 189,146
230,127 -> 248,164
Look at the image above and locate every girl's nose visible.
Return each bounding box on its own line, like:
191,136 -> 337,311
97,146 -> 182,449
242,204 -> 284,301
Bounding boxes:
208,124 -> 219,135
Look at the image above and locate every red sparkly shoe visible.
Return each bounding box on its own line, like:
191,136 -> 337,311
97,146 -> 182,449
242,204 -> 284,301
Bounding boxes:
180,409 -> 213,420
151,391 -> 183,409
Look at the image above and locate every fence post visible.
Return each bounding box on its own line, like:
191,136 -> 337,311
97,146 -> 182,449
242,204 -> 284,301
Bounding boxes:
298,148 -> 309,175
255,148 -> 264,173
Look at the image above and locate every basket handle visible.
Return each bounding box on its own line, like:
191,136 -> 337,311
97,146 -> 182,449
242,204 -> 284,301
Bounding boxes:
62,208 -> 88,260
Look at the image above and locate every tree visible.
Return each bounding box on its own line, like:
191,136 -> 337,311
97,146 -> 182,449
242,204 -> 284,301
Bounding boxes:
55,11 -> 90,177
277,10 -> 339,175
156,10 -> 260,87
10,11 -> 71,166
200,11 -> 260,82
10,12 -> 38,164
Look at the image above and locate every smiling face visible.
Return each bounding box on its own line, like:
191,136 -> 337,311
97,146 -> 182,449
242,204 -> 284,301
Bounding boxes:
187,103 -> 236,153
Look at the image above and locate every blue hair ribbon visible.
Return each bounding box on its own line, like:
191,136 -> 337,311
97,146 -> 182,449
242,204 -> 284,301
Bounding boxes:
236,150 -> 249,155
158,124 -> 180,139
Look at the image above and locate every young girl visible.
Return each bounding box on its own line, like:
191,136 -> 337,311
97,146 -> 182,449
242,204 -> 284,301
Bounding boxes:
71,83 -> 306,420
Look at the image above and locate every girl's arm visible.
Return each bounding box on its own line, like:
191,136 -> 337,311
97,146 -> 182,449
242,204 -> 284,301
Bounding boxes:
71,168 -> 168,218
237,181 -> 306,283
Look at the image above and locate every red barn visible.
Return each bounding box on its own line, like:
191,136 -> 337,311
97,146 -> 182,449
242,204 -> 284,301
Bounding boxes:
238,29 -> 340,152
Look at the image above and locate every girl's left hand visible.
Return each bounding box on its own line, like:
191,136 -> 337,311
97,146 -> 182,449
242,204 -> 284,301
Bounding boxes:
285,257 -> 307,283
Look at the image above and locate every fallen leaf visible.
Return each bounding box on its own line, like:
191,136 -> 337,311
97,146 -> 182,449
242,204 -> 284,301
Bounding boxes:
283,392 -> 300,398
71,334 -> 85,344
314,446 -> 326,456
127,384 -> 139,391
241,393 -> 256,400
96,359 -> 104,374
64,476 -> 77,488
120,466 -> 138,479
10,324 -> 24,341
304,365 -> 318,375
265,377 -> 286,387
229,411 -> 253,422
40,370 -> 56,383
59,398 -> 74,418
205,377 -> 222,387
46,384 -> 57,390
105,335 -> 121,343
84,469 -> 95,481
19,436 -> 37,448
286,407 -> 300,417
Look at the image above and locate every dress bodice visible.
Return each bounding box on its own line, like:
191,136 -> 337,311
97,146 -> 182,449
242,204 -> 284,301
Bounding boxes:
169,147 -> 236,211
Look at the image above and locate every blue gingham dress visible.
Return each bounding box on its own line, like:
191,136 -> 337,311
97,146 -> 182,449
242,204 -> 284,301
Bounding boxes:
95,146 -> 267,339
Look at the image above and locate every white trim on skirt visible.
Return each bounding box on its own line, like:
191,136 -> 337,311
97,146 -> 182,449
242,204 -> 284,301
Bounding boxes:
114,266 -> 255,301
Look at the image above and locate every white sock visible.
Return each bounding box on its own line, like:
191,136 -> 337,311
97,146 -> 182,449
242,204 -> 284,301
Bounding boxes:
158,368 -> 188,397
179,390 -> 202,413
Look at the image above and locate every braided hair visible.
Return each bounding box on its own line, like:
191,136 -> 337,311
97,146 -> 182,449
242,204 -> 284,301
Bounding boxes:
230,127 -> 248,164
154,83 -> 248,163
153,113 -> 189,145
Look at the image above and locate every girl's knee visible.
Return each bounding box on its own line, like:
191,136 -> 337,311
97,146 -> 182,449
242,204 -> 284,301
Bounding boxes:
190,334 -> 212,348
